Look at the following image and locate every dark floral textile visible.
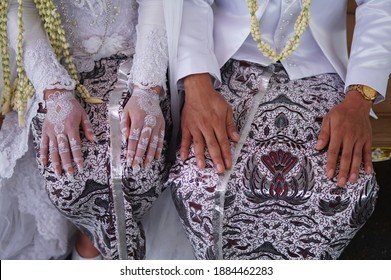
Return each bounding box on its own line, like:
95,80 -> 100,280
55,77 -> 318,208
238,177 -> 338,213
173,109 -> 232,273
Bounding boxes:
31,56 -> 172,259
168,60 -> 378,260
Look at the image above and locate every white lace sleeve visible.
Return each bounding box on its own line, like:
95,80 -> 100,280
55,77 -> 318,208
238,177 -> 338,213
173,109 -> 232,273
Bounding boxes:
8,0 -> 75,100
24,39 -> 76,98
1,0 -> 75,179
130,0 -> 168,90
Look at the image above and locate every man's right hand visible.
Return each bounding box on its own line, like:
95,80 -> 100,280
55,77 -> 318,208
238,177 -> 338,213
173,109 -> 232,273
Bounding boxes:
180,73 -> 240,173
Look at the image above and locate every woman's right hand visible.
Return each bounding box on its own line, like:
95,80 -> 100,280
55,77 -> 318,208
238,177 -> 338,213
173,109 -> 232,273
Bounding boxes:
40,89 -> 95,177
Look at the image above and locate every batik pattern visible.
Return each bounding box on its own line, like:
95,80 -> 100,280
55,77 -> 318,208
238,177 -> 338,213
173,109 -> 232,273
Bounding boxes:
31,56 -> 172,259
168,60 -> 378,260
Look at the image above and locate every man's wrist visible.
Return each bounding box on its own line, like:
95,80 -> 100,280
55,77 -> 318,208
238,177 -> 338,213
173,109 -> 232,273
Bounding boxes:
346,84 -> 378,102
184,73 -> 214,92
344,90 -> 373,112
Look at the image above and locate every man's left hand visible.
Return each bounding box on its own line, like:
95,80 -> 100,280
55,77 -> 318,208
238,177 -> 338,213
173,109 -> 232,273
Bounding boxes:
316,90 -> 373,187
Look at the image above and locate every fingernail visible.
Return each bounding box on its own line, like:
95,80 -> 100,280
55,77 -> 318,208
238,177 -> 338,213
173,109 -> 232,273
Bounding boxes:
197,160 -> 203,168
134,157 -> 143,168
316,140 -> 323,150
338,177 -> 347,187
132,164 -> 141,175
365,166 -> 373,174
127,158 -> 133,167
67,174 -> 76,182
233,131 -> 240,140
180,152 -> 186,161
224,159 -> 231,169
327,169 -> 334,179
216,163 -> 224,173
77,164 -> 84,173
54,169 -> 61,177
349,173 -> 357,183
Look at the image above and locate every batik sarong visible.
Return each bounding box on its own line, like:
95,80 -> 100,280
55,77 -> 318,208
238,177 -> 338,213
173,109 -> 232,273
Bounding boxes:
168,60 -> 378,260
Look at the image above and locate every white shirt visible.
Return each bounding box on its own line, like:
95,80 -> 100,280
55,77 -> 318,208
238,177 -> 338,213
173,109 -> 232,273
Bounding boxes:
175,0 -> 391,103
232,0 -> 336,80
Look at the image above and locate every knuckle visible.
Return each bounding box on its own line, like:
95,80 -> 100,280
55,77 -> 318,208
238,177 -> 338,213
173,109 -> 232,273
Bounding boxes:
194,151 -> 205,158
327,149 -> 339,158
341,152 -> 352,161
353,150 -> 362,158
206,140 -> 218,150
193,137 -> 204,146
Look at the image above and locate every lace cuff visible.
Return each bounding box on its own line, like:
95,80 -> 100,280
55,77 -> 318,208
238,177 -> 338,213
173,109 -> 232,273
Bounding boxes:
24,39 -> 76,101
131,28 -> 168,90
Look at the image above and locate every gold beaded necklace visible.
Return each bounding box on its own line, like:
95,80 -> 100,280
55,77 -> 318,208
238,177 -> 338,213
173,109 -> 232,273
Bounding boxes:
246,0 -> 312,62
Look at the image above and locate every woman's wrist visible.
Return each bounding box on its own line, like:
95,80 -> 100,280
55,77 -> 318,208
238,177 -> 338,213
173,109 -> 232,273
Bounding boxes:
43,88 -> 69,100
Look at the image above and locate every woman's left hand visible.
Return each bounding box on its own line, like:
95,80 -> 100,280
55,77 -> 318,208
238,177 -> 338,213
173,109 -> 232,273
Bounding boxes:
121,86 -> 165,170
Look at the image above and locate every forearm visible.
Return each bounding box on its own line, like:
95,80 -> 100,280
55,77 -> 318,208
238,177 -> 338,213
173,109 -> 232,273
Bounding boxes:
346,0 -> 391,103
176,0 -> 221,89
131,0 -> 168,90
8,0 -> 75,99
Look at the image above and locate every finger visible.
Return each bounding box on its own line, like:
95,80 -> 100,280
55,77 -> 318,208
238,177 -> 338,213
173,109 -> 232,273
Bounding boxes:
142,116 -> 159,166
144,133 -> 159,168
337,139 -> 354,187
40,132 -> 50,166
48,137 -> 62,177
349,142 -> 363,184
363,140 -> 373,174
203,128 -> 225,174
192,130 -> 206,169
81,113 -> 95,142
127,125 -> 141,167
215,121 -> 232,169
155,127 -> 165,160
226,107 -> 240,142
316,116 -> 330,150
133,126 -> 152,168
180,127 -> 192,161
69,133 -> 84,172
120,113 -> 130,141
57,133 -> 74,176
326,129 -> 342,180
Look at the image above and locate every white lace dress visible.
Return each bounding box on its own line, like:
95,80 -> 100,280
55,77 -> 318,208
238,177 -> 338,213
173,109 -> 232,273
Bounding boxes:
0,0 -> 175,259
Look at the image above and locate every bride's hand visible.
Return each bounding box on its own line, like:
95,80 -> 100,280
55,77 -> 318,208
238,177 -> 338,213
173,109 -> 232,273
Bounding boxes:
121,86 -> 165,170
40,89 -> 95,177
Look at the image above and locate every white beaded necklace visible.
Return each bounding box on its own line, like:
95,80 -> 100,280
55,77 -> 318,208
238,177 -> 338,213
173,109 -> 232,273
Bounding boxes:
58,0 -> 120,56
246,0 -> 312,62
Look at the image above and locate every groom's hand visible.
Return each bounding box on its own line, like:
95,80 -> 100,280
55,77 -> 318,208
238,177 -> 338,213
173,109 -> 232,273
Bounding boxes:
180,73 -> 240,174
316,90 -> 373,187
